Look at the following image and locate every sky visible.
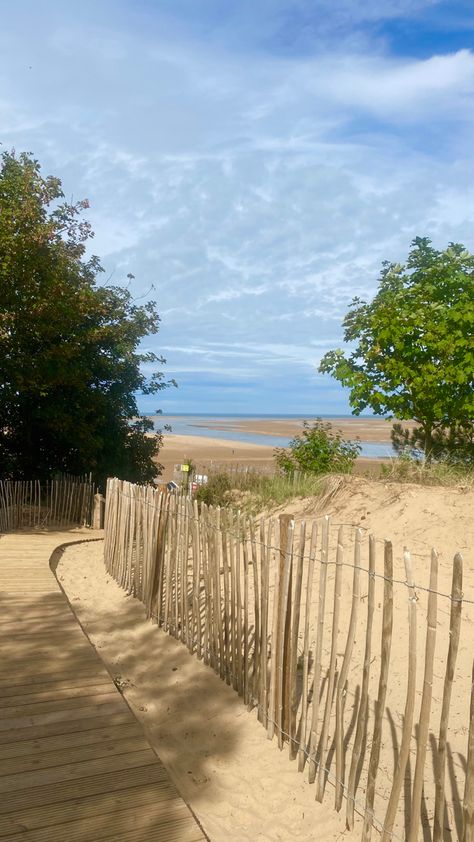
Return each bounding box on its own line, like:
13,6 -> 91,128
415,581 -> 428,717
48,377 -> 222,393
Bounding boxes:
1,0 -> 474,415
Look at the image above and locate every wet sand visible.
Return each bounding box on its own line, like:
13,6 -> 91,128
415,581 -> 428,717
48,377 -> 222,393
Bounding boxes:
162,415 -> 415,442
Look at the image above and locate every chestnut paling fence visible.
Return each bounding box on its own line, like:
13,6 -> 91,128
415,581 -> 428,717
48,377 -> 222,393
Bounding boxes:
104,477 -> 474,842
0,477 -> 96,532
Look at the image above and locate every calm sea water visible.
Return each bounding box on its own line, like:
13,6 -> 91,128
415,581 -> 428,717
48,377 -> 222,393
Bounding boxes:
148,414 -> 395,459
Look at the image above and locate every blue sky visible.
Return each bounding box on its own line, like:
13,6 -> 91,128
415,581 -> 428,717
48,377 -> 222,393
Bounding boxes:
1,1 -> 474,415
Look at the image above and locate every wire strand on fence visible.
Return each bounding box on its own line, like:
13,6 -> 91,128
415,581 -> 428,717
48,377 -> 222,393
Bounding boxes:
113,489 -> 472,605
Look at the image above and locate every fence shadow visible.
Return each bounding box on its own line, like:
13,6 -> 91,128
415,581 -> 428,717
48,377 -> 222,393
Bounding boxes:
53,540 -> 243,811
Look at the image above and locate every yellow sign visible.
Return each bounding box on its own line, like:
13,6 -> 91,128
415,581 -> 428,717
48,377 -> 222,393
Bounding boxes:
181,464 -> 190,472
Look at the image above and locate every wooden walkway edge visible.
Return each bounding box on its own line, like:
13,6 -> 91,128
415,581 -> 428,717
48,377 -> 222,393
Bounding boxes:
0,530 -> 208,842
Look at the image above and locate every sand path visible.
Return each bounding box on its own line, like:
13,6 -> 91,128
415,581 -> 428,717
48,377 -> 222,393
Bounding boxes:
58,540 -> 361,842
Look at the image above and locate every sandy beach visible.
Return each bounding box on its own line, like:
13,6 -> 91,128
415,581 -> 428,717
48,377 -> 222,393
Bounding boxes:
157,434 -> 276,481
155,415 -> 403,481
157,434 -> 386,482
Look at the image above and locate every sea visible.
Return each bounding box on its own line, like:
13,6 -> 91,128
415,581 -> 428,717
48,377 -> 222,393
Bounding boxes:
147,414 -> 395,459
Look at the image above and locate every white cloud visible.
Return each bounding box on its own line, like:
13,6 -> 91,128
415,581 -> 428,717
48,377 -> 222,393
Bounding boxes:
1,0 -> 474,411
319,49 -> 474,119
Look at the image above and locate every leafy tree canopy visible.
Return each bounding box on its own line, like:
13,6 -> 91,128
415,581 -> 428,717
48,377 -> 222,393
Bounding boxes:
275,420 -> 360,475
0,150 -> 175,486
319,238 -> 474,460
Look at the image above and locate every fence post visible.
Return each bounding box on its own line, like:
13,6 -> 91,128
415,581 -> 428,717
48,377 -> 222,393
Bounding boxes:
463,659 -> 474,842
276,513 -> 293,741
288,520 -> 305,759
409,549 -> 438,842
335,527 -> 361,811
276,516 -> 294,750
382,548 -> 417,842
434,552 -> 463,842
93,493 -> 105,529
316,524 -> 344,802
362,540 -> 393,842
308,515 -> 329,784
346,533 -> 376,829
298,520 -> 317,771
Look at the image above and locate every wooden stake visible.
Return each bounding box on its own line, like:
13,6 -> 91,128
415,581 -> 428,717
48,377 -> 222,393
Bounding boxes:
433,552 -> 463,842
276,518 -> 295,750
235,512 -> 243,696
335,527 -> 361,812
298,520 -> 317,772
243,520 -> 250,703
382,548 -> 417,842
221,509 -> 231,683
308,515 -> 330,784
362,540 -> 393,842
277,513 -> 293,739
288,521 -> 306,759
192,499 -> 203,658
267,521 -> 280,740
214,507 -> 225,679
228,509 -> 238,690
316,524 -> 344,802
409,548 -> 438,842
346,533 -> 376,830
259,517 -> 271,727
249,518 -> 260,708
463,660 -> 474,842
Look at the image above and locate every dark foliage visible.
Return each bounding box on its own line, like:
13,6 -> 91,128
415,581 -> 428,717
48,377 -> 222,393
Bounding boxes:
391,421 -> 474,465
0,151 -> 175,487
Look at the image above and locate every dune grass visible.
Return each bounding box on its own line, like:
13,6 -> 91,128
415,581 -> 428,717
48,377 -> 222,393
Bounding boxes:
193,457 -> 473,512
380,457 -> 474,488
194,469 -> 347,512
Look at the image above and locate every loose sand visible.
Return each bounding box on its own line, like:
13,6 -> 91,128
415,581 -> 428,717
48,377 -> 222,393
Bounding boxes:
58,475 -> 473,842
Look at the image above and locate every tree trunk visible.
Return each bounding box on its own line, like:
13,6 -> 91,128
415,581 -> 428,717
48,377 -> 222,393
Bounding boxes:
424,424 -> 433,463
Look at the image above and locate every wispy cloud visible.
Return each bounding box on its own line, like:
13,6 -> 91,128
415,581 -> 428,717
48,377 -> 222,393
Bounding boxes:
1,0 -> 473,412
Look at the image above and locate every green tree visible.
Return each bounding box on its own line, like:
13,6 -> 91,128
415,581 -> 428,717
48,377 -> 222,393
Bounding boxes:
391,421 -> 474,465
319,238 -> 474,460
274,419 -> 360,475
0,150 -> 175,486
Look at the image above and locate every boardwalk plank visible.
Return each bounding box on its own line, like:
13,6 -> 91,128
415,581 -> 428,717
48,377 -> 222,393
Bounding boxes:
0,711 -> 133,745
0,734 -> 151,776
0,531 -> 206,842
0,678 -> 113,701
0,722 -> 143,760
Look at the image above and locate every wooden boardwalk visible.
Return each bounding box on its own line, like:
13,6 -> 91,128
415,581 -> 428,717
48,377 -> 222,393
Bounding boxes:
0,530 -> 207,842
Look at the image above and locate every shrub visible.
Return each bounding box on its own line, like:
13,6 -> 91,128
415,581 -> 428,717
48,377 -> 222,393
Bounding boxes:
195,473 -> 233,506
274,419 -> 360,476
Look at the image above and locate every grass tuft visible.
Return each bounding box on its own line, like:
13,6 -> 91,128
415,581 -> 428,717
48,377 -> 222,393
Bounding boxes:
195,470 -> 347,512
380,457 -> 474,488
